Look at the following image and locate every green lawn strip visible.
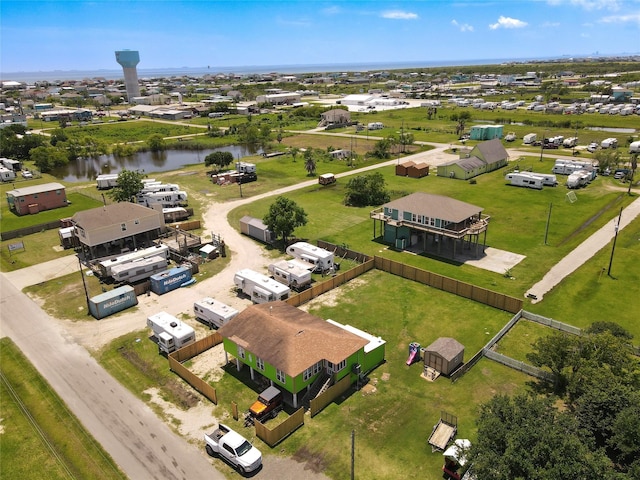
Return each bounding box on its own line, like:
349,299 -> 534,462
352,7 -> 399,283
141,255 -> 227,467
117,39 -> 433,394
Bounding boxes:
1,228 -> 75,272
0,338 -> 125,480
528,218 -> 640,340
492,319 -> 552,363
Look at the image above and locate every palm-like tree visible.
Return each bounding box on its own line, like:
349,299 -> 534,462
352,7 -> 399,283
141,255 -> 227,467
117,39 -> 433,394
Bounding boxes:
304,151 -> 316,176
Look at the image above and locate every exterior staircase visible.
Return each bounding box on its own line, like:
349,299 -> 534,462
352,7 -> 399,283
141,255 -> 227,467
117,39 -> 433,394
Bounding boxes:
301,371 -> 332,407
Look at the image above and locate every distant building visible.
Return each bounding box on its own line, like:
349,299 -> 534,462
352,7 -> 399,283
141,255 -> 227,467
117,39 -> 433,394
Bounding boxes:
255,92 -> 301,105
6,182 -> 67,216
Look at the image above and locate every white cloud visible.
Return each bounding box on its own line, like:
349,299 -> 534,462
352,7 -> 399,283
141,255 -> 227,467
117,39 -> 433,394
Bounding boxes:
547,0 -> 620,11
489,16 -> 528,30
541,21 -> 561,27
452,19 -> 474,31
600,12 -> 640,25
322,6 -> 341,15
381,10 -> 419,20
276,16 -> 311,27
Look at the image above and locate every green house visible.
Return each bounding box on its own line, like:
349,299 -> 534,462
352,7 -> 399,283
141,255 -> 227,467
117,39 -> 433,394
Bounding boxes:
217,301 -> 386,408
437,138 -> 508,180
469,124 -> 503,140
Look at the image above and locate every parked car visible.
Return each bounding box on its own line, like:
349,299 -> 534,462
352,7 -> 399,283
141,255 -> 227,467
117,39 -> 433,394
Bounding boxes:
21,170 -> 33,178
586,142 -> 598,153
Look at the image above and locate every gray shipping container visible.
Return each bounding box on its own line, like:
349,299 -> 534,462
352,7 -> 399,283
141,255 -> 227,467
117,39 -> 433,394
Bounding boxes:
89,285 -> 138,320
150,266 -> 192,295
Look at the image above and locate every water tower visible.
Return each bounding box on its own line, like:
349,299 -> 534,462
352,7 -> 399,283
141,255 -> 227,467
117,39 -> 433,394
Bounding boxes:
115,50 -> 141,102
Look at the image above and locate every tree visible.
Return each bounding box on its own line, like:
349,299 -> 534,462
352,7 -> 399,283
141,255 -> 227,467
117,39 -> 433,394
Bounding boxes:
370,138 -> 392,159
304,151 -> 316,176
147,134 -> 166,152
30,146 -> 68,173
290,147 -> 300,162
344,172 -> 389,207
471,394 -> 616,480
205,151 -> 234,171
262,196 -> 307,247
108,169 -> 144,203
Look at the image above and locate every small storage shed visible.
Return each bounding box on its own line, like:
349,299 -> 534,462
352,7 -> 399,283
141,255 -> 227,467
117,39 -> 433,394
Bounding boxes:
240,216 -> 274,244
424,337 -> 464,376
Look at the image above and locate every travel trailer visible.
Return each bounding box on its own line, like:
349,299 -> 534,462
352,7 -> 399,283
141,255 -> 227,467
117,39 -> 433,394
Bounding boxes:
110,255 -> 169,283
601,138 -> 618,149
628,141 -> 640,154
97,245 -> 169,278
268,259 -> 312,290
137,190 -> 188,208
504,172 -> 544,190
285,242 -> 335,273
566,170 -> 592,189
193,297 -> 238,329
233,269 -> 290,304
96,174 -> 119,189
147,312 -> 196,354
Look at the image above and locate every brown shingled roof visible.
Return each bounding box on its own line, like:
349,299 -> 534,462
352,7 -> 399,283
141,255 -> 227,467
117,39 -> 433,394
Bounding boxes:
217,302 -> 368,377
72,203 -> 159,230
383,192 -> 483,223
425,337 -> 464,361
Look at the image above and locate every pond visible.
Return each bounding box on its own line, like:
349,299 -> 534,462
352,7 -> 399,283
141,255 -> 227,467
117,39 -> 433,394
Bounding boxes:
586,127 -> 636,134
52,144 -> 263,182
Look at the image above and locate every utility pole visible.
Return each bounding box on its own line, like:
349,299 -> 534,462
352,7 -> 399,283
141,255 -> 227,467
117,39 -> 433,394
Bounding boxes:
78,256 -> 91,314
607,207 -> 623,276
544,202 -> 552,245
351,430 -> 355,480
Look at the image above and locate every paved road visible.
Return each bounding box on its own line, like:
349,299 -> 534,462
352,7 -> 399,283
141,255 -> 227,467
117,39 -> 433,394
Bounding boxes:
525,195 -> 640,303
0,274 -> 224,480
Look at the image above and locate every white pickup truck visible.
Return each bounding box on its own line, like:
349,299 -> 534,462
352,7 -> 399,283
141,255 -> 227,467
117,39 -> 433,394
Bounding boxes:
204,423 -> 262,474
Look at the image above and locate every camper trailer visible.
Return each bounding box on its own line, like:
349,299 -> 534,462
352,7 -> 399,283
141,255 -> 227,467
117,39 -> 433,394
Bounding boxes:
110,255 -> 169,283
268,259 -> 312,290
367,122 -> 384,130
285,242 -> 335,273
629,141 -> 640,154
137,190 -> 188,208
505,173 -> 544,190
147,312 -> 196,354
552,159 -> 594,175
233,269 -> 291,304
140,183 -> 180,194
601,138 -> 618,149
0,166 -> 16,182
566,170 -> 592,189
562,137 -> 578,148
97,245 -> 169,278
194,297 -> 239,329
531,173 -> 558,186
235,162 -> 256,174
96,174 -> 119,189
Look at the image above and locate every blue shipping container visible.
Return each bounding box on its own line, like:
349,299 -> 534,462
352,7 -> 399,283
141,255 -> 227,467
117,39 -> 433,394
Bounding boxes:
150,266 -> 192,295
89,285 -> 138,320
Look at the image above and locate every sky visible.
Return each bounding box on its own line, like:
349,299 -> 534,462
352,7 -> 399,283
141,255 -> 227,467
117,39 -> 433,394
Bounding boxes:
1,0 -> 639,74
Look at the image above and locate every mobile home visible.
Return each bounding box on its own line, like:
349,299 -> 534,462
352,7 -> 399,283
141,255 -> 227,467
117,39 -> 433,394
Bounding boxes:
193,297 -> 239,329
601,138 -> 618,149
268,259 -> 312,290
629,141 -> 640,154
137,190 -> 188,208
285,242 -> 335,273
522,133 -> 537,145
233,269 -> 290,304
96,174 -> 119,189
147,312 -> 196,354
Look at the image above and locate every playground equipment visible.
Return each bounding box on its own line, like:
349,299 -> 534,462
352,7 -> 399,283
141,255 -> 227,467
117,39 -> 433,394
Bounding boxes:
406,342 -> 421,365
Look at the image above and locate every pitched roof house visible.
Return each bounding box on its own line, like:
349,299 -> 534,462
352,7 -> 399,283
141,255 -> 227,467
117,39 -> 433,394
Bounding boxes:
218,301 -> 385,408
6,182 -> 67,216
370,192 -> 490,258
437,138 -> 508,180
72,203 -> 165,259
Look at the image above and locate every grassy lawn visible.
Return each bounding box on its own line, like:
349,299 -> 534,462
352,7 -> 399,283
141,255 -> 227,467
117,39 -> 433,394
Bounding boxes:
0,338 -> 125,480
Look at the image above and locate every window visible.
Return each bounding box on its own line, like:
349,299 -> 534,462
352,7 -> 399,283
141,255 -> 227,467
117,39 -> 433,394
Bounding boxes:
303,360 -> 324,381
121,223 -> 127,232
134,219 -> 140,225
276,369 -> 286,383
237,346 -> 245,360
33,194 -> 38,199
256,357 -> 265,371
328,359 -> 346,373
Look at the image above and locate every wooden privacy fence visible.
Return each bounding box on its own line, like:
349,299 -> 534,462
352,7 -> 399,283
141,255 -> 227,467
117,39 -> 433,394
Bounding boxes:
309,374 -> 352,417
168,333 -> 222,404
1,220 -> 63,241
286,260 -> 375,307
374,256 -> 523,314
255,408 -> 305,447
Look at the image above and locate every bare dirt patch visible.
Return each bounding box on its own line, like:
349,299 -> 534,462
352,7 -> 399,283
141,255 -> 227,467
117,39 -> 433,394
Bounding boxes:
299,277 -> 368,310
291,446 -> 329,474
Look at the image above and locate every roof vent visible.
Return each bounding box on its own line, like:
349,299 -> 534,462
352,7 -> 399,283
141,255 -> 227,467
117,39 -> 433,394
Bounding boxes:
170,321 -> 177,328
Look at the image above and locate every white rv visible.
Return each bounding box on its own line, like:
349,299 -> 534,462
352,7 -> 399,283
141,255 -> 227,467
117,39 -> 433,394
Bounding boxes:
530,173 -> 558,186
235,162 -> 256,174
562,137 -> 578,148
505,173 -> 544,190
234,269 -> 291,304
137,190 -> 188,208
367,122 -> 384,130
268,259 -> 312,290
140,183 -> 180,194
285,242 -> 335,273
552,159 -> 594,175
147,312 -> 196,354
601,138 -> 618,149
96,174 -> 119,189
111,255 -> 168,283
523,133 -> 537,145
194,297 -> 238,329
0,166 -> 16,182
628,141 -> 640,154
98,244 -> 169,278
566,170 -> 592,189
